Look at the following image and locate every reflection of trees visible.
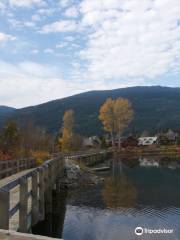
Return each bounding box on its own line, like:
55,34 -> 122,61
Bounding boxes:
122,157 -> 139,168
102,174 -> 137,209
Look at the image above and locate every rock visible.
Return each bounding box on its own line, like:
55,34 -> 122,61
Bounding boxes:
60,159 -> 104,189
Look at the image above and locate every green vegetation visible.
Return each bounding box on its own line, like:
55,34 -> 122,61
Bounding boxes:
1,86 -> 180,136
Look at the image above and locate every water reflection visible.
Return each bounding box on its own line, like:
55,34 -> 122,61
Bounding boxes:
32,190 -> 67,238
102,159 -> 137,209
33,155 -> 180,240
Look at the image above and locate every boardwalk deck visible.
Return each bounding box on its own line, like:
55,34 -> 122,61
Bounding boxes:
0,229 -> 62,240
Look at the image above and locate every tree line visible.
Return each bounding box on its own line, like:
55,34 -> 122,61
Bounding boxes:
60,97 -> 133,151
0,97 -> 133,159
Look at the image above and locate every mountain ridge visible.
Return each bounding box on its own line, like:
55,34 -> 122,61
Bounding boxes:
1,86 -> 180,136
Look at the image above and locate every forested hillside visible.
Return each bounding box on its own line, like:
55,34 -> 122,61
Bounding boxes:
0,106 -> 15,128
1,86 -> 180,136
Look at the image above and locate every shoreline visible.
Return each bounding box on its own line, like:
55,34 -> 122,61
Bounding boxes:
116,146 -> 180,157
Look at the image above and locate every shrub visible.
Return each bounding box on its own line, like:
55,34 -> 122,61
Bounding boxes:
0,150 -> 11,160
32,151 -> 50,166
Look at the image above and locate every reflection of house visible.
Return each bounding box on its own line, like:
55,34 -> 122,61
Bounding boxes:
83,136 -> 101,147
159,130 -> 178,145
139,158 -> 159,167
121,136 -> 138,148
138,136 -> 158,146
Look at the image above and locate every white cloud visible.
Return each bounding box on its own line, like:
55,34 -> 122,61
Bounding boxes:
40,20 -> 77,33
56,42 -> 68,48
0,61 -> 83,107
79,0 -> 180,80
0,59 -> 134,108
24,21 -> 36,28
31,8 -> 55,22
1,0 -> 180,108
59,0 -> 70,8
64,6 -> 79,18
9,0 -> 46,8
65,36 -> 75,42
32,14 -> 41,21
0,2 -> 5,10
44,48 -> 54,53
32,49 -> 39,54
0,32 -> 16,42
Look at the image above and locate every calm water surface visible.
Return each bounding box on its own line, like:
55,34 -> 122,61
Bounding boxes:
33,156 -> 180,240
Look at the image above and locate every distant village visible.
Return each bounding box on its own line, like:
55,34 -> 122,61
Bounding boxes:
83,129 -> 179,148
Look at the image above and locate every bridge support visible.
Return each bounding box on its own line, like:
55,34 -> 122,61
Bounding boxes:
0,189 -> 9,229
39,167 -> 45,220
32,171 -> 39,226
19,177 -> 28,233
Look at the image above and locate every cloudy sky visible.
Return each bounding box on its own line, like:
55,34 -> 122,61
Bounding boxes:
0,0 -> 180,108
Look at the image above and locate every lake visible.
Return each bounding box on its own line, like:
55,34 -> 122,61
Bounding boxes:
32,156 -> 180,240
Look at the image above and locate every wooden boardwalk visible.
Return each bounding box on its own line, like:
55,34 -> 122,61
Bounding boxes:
0,169 -> 35,231
0,150 -> 112,239
0,157 -> 64,233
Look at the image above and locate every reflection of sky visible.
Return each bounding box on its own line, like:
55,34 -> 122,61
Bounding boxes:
62,205 -> 180,240
62,159 -> 180,240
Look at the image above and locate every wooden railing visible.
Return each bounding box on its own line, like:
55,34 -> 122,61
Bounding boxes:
67,150 -> 113,166
0,150 -> 111,235
0,156 -> 64,232
0,158 -> 36,180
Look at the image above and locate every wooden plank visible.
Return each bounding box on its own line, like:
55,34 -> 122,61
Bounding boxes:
44,165 -> 52,214
0,169 -> 35,189
39,167 -> 45,220
19,177 -> 28,233
91,166 -> 110,172
32,171 -> 39,225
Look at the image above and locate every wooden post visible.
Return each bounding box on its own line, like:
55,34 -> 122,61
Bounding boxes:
32,171 -> 39,225
45,165 -> 52,214
19,177 -> 28,233
50,163 -> 54,186
39,167 -> 45,220
0,189 -> 9,229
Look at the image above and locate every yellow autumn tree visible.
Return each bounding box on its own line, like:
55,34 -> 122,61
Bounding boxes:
60,109 -> 74,152
99,98 -> 134,148
99,98 -> 116,146
114,98 -> 134,148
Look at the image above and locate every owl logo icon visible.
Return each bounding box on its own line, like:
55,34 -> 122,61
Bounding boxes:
135,227 -> 143,236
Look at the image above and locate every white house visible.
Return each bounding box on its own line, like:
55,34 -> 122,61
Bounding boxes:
138,136 -> 158,146
83,136 -> 101,147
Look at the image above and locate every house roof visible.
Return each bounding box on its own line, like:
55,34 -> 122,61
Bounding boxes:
138,137 -> 158,145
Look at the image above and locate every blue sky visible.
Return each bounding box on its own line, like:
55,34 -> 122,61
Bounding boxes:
0,0 -> 180,107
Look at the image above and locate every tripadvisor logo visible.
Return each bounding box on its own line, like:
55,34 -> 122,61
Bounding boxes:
135,227 -> 143,236
135,226 -> 173,236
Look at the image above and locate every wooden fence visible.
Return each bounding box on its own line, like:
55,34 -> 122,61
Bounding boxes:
67,150 -> 113,166
0,156 -> 64,233
0,158 -> 36,180
0,150 -> 111,235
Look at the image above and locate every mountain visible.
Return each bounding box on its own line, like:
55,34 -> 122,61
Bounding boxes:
0,106 -> 15,114
0,106 -> 16,128
1,86 -> 180,136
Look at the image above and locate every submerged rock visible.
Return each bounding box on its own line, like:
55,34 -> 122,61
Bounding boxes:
60,158 -> 104,189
